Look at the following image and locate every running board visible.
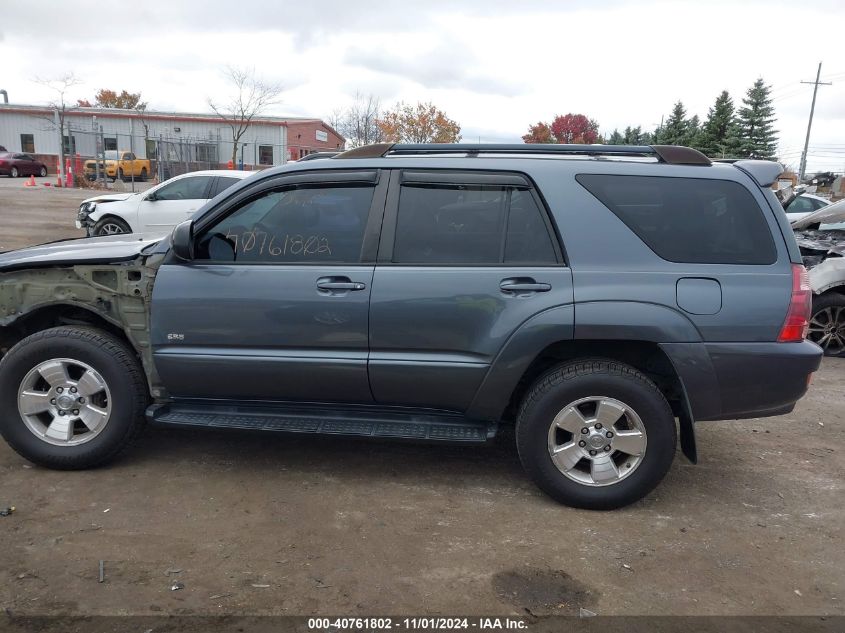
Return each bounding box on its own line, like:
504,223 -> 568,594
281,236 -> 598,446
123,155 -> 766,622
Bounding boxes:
147,402 -> 497,444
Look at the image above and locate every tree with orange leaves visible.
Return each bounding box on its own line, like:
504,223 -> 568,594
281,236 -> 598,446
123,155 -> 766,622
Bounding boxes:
523,113 -> 600,144
377,102 -> 461,143
522,122 -> 554,144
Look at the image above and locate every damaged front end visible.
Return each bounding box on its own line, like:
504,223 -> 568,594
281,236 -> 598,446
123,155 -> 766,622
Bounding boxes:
0,238 -> 169,398
76,201 -> 97,234
791,198 -> 845,293
794,229 -> 845,271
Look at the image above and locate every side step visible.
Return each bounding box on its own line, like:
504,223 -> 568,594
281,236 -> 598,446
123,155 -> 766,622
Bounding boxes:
147,402 -> 497,444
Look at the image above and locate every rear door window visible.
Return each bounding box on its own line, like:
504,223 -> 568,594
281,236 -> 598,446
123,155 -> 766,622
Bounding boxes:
576,174 -> 776,264
210,176 -> 243,198
392,176 -> 559,265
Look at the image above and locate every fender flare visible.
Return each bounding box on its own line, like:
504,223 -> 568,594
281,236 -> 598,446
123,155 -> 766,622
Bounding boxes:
466,301 -> 703,464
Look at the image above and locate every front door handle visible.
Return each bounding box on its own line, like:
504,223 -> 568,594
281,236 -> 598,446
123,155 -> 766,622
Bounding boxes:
500,278 -> 552,293
317,276 -> 367,292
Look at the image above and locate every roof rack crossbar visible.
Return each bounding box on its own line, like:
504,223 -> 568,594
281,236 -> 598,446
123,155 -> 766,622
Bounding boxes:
333,143 -> 711,165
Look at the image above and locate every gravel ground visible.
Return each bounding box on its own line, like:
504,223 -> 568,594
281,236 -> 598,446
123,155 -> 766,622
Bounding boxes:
0,185 -> 842,618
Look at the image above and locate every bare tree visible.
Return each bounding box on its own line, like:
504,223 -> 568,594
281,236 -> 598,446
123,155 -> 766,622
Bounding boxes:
330,92 -> 384,148
208,67 -> 283,166
35,73 -> 82,170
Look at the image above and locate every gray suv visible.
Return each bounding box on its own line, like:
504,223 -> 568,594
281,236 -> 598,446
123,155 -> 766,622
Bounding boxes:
0,143 -> 823,509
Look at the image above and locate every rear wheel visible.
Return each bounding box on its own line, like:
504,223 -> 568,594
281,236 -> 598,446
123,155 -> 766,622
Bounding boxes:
0,327 -> 147,469
92,216 -> 131,236
38,166 -> 47,177
118,168 -> 125,181
10,166 -> 18,178
516,359 -> 676,510
808,292 -> 845,356
139,168 -> 148,182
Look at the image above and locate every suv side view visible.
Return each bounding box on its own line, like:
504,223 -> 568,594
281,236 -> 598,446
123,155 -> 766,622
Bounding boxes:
0,143 -> 822,509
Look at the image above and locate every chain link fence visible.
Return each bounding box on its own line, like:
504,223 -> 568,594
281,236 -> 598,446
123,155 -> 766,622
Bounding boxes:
62,125 -> 292,192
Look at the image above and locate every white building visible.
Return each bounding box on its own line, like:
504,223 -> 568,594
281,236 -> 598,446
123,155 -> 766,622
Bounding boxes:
0,103 -> 345,172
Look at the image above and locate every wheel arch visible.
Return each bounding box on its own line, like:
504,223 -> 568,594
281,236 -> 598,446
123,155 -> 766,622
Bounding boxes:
92,214 -> 133,234
0,302 -> 129,357
468,333 -> 698,464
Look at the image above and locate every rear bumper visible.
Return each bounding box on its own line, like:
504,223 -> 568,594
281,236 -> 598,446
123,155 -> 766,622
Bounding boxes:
661,340 -> 822,422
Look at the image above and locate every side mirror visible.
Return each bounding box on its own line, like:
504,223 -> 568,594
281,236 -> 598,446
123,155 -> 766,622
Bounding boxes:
170,220 -> 194,261
145,192 -> 157,201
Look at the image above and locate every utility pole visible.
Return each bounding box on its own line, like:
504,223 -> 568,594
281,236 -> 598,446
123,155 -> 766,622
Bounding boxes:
798,62 -> 832,181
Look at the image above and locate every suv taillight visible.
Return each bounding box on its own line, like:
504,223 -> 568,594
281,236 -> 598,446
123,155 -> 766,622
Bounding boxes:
778,264 -> 812,342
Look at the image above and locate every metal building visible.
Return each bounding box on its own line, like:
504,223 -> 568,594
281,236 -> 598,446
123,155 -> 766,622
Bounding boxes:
0,103 -> 345,174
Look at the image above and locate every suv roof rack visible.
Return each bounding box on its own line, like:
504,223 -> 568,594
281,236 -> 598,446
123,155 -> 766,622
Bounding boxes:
333,143 -> 712,166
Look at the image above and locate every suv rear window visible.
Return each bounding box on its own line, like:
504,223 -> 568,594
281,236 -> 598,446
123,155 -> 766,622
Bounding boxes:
577,174 -> 776,265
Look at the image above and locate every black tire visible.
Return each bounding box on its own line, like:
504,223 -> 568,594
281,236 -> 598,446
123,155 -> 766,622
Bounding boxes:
118,168 -> 125,181
139,168 -> 148,182
0,327 -> 147,469
10,166 -> 18,178
92,216 -> 131,236
808,292 -> 845,357
516,359 -> 676,510
38,166 -> 47,177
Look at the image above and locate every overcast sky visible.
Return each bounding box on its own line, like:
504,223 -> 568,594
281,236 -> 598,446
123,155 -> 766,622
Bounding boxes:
1,0 -> 844,172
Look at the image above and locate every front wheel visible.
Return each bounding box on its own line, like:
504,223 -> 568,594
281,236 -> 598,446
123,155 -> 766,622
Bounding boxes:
0,327 -> 148,469
516,359 -> 676,510
10,166 -> 18,178
92,216 -> 131,236
39,166 -> 48,177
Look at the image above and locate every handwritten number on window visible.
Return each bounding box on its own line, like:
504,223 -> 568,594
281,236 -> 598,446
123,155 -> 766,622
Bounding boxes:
224,229 -> 331,258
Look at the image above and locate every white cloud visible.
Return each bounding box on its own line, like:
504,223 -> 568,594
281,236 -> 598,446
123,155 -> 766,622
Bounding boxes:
0,0 -> 843,172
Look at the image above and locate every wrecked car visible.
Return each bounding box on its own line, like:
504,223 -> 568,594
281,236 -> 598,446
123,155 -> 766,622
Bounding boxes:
76,170 -> 252,237
0,143 -> 823,510
792,198 -> 845,355
776,184 -> 830,223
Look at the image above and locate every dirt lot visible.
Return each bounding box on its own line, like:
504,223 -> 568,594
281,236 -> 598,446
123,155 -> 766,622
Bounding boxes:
0,184 -> 843,618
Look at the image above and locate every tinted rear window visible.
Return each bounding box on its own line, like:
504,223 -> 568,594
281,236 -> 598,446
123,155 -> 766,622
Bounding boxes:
577,174 -> 776,265
211,176 -> 242,197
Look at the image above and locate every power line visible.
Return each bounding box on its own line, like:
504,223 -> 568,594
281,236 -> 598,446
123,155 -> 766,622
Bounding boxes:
799,62 -> 833,180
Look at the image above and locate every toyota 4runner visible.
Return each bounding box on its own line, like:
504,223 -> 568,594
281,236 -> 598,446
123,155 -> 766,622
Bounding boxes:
0,143 -> 823,509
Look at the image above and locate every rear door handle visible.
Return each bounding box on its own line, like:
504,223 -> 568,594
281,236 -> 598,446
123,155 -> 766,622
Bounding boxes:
500,278 -> 551,293
317,276 -> 367,292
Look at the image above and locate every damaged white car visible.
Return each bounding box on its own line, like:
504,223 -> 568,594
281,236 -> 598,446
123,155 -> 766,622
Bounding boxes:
76,170 -> 253,237
792,198 -> 845,355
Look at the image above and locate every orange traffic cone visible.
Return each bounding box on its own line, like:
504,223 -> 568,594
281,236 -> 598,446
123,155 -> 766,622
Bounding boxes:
24,175 -> 36,187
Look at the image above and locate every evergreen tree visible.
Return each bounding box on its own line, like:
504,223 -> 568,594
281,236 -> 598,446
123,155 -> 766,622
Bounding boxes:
606,126 -> 652,145
687,114 -> 702,151
736,78 -> 778,159
657,101 -> 697,146
607,129 -> 624,144
698,90 -> 740,157
623,125 -> 649,144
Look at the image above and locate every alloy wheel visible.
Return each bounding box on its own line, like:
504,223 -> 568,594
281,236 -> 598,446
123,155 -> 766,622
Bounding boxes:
17,358 -> 112,446
808,306 -> 845,354
547,396 -> 647,486
98,223 -> 127,235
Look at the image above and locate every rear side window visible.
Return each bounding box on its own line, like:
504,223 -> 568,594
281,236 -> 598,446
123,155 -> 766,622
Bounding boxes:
211,176 -> 242,197
393,184 -> 558,265
577,174 -> 776,264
